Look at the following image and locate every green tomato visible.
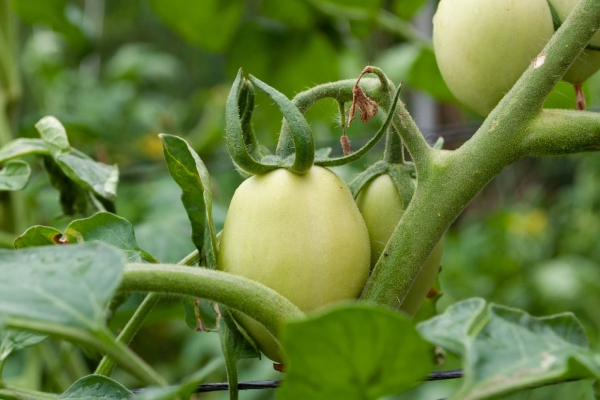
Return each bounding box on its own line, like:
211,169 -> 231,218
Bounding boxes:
433,0 -> 554,116
549,0 -> 600,84
218,166 -> 371,362
356,174 -> 443,317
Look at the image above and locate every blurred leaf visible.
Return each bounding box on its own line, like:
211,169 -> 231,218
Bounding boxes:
312,0 -> 383,17
14,225 -> 63,249
160,134 -> 217,268
183,298 -> 220,332
0,242 -> 125,332
0,138 -> 49,163
59,375 -> 134,400
149,0 -> 244,52
393,0 -> 427,20
0,330 -> 47,364
501,380 -> 594,400
261,0 -> 314,28
374,43 -> 422,84
137,358 -> 222,400
106,44 -> 183,84
228,25 -> 338,97
408,46 -> 456,103
36,116 -> 119,203
278,304 -> 433,400
0,160 -> 30,191
65,212 -> 157,263
418,299 -> 600,400
11,0 -> 88,50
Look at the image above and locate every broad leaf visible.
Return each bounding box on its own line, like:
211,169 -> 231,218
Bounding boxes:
160,134 -> 217,268
501,380 -> 594,400
150,0 -> 244,52
0,330 -> 47,364
14,225 -> 63,249
0,138 -> 49,163
59,375 -> 135,400
0,243 -> 125,332
418,299 -> 600,400
65,212 -> 157,263
36,117 -> 119,203
278,304 -> 433,400
0,160 -> 31,191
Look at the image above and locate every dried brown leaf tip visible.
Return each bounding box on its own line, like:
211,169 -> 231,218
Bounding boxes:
348,66 -> 378,127
575,83 -> 586,111
273,363 -> 285,372
340,131 -> 352,156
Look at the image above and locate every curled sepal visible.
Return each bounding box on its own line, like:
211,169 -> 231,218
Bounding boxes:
226,70 -> 278,175
387,163 -> 416,210
238,79 -> 267,160
433,136 -> 445,150
315,83 -> 403,168
348,160 -> 388,199
249,75 -> 315,174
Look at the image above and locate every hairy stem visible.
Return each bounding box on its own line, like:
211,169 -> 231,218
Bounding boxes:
120,264 -> 304,338
362,0 -> 600,308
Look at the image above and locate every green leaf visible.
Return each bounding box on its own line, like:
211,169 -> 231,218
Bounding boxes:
149,0 -> 244,52
137,358 -> 223,400
312,0 -> 383,18
408,46 -> 457,103
261,0 -> 314,28
418,299 -> 600,400
59,375 -> 135,400
65,212 -> 157,263
218,309 -> 261,400
417,298 -> 486,356
501,380 -> 594,400
14,225 -> 63,249
159,134 -> 217,268
392,0 -> 427,20
0,160 -> 30,191
35,117 -> 119,203
183,298 -> 220,332
11,0 -> 88,50
0,242 -> 125,332
42,156 -> 88,216
278,303 -> 433,400
0,330 -> 47,364
0,138 -> 49,163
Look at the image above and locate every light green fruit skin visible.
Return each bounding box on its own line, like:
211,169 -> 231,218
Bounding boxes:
433,0 -> 554,116
549,0 -> 600,84
218,166 -> 371,362
355,174 -> 444,317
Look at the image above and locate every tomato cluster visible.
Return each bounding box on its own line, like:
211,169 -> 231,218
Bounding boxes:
433,0 -> 600,115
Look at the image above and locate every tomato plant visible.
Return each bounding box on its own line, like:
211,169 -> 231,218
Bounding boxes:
0,0 -> 600,399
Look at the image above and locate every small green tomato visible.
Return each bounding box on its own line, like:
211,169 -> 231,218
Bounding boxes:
356,174 -> 443,317
433,0 -> 554,115
549,0 -> 600,84
218,166 -> 371,362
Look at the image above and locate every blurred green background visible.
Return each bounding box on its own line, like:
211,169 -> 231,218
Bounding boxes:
1,0 -> 600,399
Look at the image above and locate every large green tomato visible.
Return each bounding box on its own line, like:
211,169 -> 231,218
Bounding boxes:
549,0 -> 600,84
433,0 -> 554,116
356,174 -> 444,317
218,166 -> 371,362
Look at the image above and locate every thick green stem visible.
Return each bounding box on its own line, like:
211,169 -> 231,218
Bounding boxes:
361,0 -> 600,308
94,250 -> 200,377
119,264 -> 304,338
5,318 -> 166,387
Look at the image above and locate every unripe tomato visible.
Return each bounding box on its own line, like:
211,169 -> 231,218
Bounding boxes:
218,166 -> 371,362
549,0 -> 600,84
356,174 -> 443,317
433,0 -> 554,116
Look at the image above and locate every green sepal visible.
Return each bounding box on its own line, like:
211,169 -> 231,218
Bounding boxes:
238,78 -> 266,160
348,160 -> 388,198
387,162 -> 416,210
249,75 -> 315,174
225,70 -> 279,176
315,83 -> 403,168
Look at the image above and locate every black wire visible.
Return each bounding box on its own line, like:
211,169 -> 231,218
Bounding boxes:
192,369 -> 463,393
